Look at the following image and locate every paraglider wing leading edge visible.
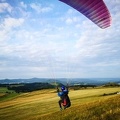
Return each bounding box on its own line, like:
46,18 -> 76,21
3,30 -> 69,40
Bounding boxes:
59,0 -> 111,29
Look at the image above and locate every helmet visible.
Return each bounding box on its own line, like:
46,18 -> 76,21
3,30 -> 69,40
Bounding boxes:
61,86 -> 65,91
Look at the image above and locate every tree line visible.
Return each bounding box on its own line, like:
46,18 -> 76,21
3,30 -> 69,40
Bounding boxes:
0,83 -> 54,93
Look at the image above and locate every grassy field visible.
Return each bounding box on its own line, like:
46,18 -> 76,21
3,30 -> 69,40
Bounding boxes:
0,87 -> 120,120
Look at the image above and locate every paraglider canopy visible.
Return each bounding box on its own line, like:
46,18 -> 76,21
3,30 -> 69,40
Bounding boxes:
59,0 -> 111,29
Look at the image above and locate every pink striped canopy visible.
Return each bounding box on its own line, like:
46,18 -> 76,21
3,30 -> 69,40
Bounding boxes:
59,0 -> 111,29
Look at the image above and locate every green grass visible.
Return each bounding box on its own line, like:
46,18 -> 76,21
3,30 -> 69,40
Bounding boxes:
0,87 -> 18,102
0,87 -> 15,93
0,87 -> 120,120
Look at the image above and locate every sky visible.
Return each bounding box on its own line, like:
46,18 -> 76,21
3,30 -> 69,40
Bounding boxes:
0,0 -> 120,79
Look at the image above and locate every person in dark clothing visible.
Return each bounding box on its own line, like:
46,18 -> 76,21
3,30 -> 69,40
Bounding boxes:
57,86 -> 71,110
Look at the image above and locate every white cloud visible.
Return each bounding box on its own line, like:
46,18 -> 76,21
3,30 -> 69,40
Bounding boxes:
0,17 -> 24,43
75,11 -> 120,57
0,2 -> 13,13
65,17 -> 80,24
3,17 -> 24,29
0,0 -> 120,78
30,3 -> 52,13
0,24 -> 68,67
67,9 -> 75,14
66,18 -> 73,24
71,3 -> 120,68
20,1 -> 27,9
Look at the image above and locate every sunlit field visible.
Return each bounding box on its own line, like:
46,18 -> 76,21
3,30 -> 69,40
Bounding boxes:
0,87 -> 120,120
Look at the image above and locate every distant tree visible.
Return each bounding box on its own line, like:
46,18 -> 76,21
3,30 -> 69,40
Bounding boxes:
104,82 -> 119,87
7,83 -> 54,93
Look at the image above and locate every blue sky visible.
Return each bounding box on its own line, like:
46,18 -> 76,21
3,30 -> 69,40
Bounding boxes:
0,0 -> 120,79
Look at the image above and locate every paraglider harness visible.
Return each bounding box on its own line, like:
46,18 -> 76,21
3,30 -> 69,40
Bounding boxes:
57,86 -> 71,110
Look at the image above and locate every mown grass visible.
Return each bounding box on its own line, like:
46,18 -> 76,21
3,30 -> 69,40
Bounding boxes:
38,95 -> 120,120
0,87 -> 120,120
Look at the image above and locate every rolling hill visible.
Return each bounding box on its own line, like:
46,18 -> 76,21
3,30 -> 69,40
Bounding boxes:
0,87 -> 120,120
